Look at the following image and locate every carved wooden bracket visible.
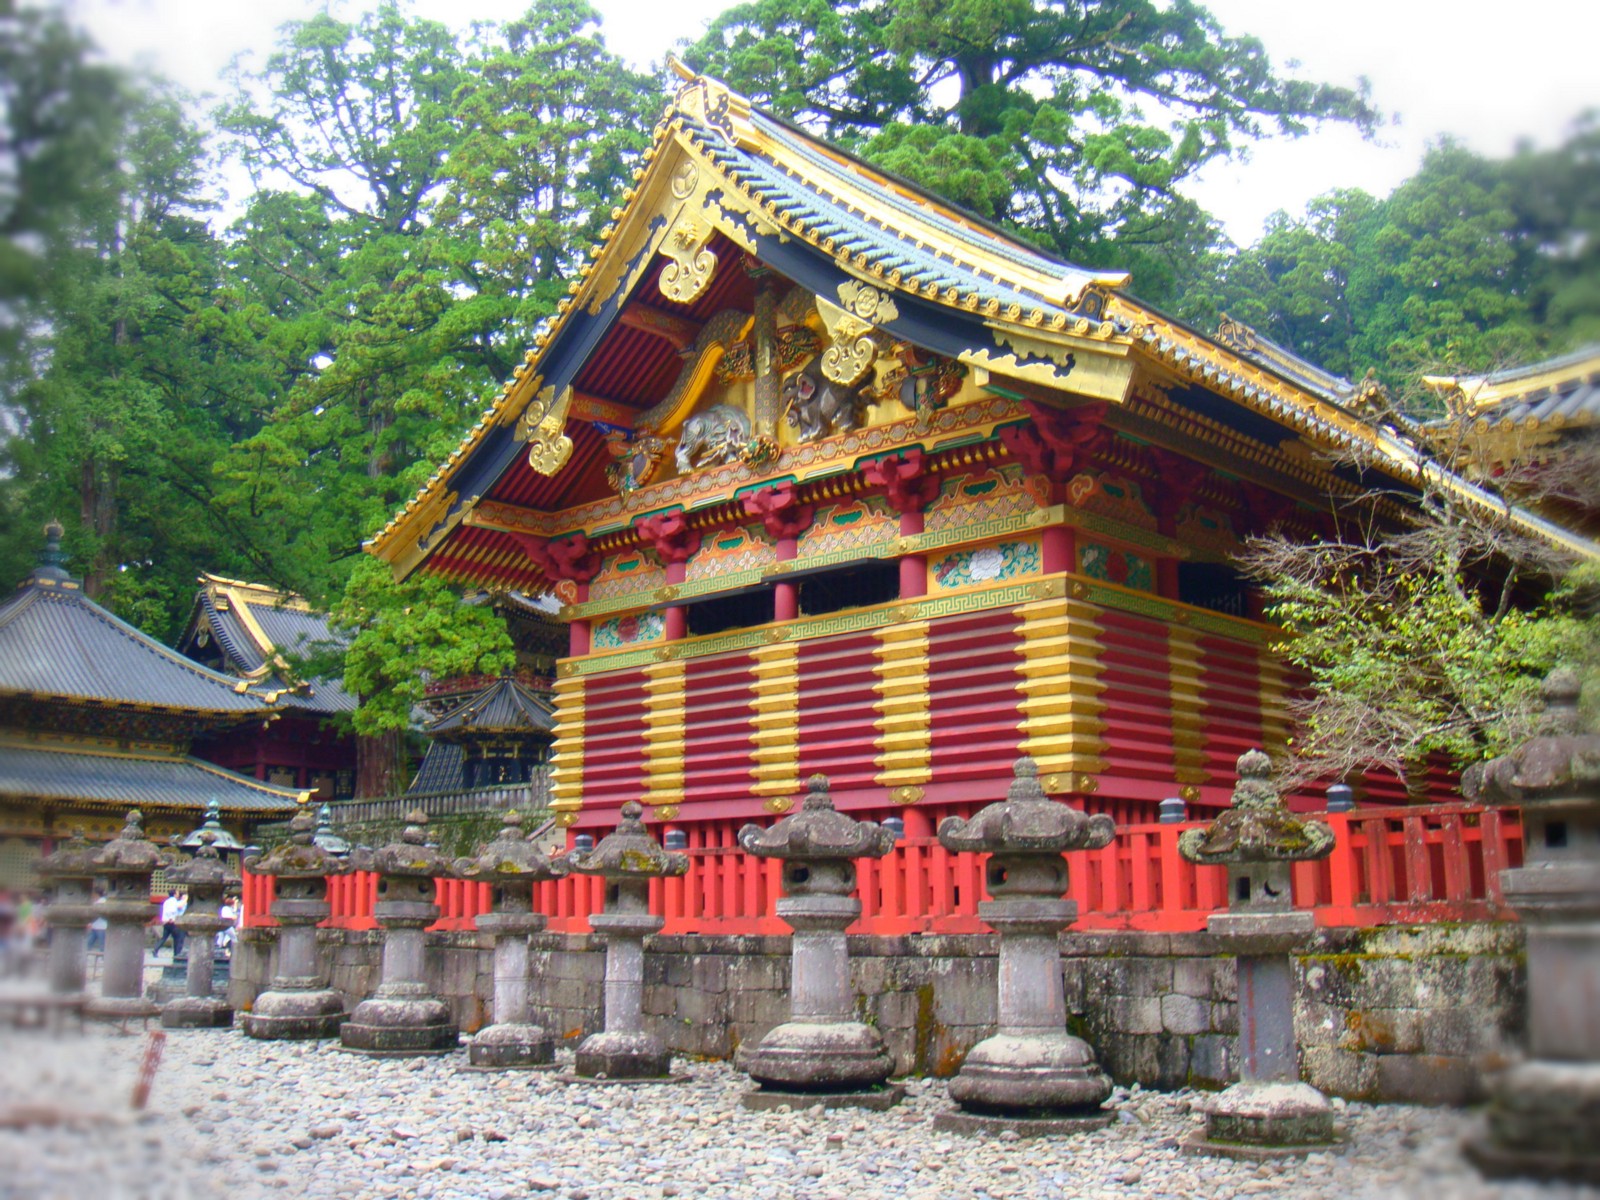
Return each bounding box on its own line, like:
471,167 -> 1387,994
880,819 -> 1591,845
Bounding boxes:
1147,448 -> 1213,524
508,531 -> 601,583
815,281 -> 899,387
862,447 -> 940,516
1000,402 -> 1110,482
633,509 -> 702,565
741,481 -> 815,542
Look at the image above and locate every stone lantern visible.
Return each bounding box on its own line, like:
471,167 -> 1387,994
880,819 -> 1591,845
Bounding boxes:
1178,748 -> 1337,1157
736,775 -> 899,1109
1463,667 -> 1600,1185
341,811 -> 460,1055
38,828 -> 100,1000
457,811 -> 569,1068
161,833 -> 235,1029
934,758 -> 1116,1134
86,810 -> 163,1022
564,801 -> 689,1080
239,803 -> 353,1040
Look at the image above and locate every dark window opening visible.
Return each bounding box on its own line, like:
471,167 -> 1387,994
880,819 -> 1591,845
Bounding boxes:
465,755 -> 534,789
797,561 -> 900,617
686,587 -> 774,637
1546,821 -> 1569,849
1179,561 -> 1252,619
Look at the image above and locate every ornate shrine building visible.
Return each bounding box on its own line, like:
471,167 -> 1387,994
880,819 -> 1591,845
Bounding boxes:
1424,345 -> 1600,535
368,68 -> 1596,851
177,574 -> 358,801
0,529 -> 303,886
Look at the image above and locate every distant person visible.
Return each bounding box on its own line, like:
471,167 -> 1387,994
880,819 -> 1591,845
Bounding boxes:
154,891 -> 187,958
87,911 -> 107,954
216,896 -> 238,960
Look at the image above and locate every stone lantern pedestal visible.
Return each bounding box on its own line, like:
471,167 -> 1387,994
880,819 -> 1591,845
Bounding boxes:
85,811 -> 163,1023
458,812 -> 568,1069
162,834 -> 235,1029
564,801 -> 689,1082
934,758 -> 1116,1135
39,829 -> 99,1002
1464,668 -> 1600,1185
342,812 -> 459,1056
737,775 -> 900,1110
1179,749 -> 1338,1159
240,805 -> 353,1040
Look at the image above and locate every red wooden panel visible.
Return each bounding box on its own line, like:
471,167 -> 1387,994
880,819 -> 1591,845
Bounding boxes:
1095,610 -> 1179,788
682,651 -> 759,802
581,669 -> 651,811
927,609 -> 1025,784
797,632 -> 883,791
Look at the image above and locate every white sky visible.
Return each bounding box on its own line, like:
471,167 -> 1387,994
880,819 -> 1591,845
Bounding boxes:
62,0 -> 1600,245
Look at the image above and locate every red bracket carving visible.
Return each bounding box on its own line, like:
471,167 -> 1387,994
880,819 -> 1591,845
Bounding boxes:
741,481 -> 815,542
862,447 -> 940,516
1000,402 -> 1110,482
1148,448 -> 1213,524
508,531 -> 601,583
633,510 -> 702,565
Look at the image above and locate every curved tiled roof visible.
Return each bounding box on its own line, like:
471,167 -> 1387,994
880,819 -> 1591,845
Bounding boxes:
427,676 -> 555,737
1426,345 -> 1600,430
0,579 -> 271,714
0,739 -> 305,812
179,575 -> 357,715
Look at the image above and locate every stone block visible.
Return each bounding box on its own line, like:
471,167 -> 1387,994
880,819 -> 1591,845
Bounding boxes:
691,955 -> 728,994
1210,1001 -> 1239,1035
873,990 -> 922,1029
1161,993 -> 1210,1036
1419,1007 -> 1486,1058
1097,1032 -> 1160,1086
1060,958 -> 1087,1013
728,955 -> 786,992
1339,1007 -> 1424,1055
1172,957 -> 1217,999
1190,1034 -> 1236,1086
641,985 -> 675,1018
1108,995 -> 1163,1035
1375,1053 -> 1481,1105
1153,1032 -> 1191,1090
1301,1045 -> 1377,1101
931,961 -> 997,1026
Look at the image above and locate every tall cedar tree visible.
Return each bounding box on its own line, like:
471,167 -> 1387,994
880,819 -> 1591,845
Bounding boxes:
686,0 -> 1379,305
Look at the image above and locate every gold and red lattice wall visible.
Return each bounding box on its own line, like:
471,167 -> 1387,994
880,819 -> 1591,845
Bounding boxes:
545,570 -> 1435,834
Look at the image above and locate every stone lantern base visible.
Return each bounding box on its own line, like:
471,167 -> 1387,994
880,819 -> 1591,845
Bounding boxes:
935,1030 -> 1112,1135
467,1022 -> 559,1070
1183,1081 -> 1339,1160
240,988 -> 346,1040
572,1030 -> 676,1081
740,1019 -> 901,1110
1467,1061 -> 1600,1185
340,995 -> 458,1056
161,995 -> 233,1029
84,995 -> 160,1023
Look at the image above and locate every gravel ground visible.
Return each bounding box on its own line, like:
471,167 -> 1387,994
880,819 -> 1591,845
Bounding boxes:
2,1025 -> 1597,1200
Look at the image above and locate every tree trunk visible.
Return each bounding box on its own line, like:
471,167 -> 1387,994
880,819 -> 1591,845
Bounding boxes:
355,729 -> 406,798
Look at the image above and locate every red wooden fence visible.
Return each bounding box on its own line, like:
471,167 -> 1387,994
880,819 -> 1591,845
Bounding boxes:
240,802 -> 1521,935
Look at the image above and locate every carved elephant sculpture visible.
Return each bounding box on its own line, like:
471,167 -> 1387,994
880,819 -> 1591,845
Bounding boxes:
783,358 -> 862,442
675,403 -> 751,475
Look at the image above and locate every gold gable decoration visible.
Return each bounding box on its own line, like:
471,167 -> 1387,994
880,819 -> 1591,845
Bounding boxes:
516,383 -> 574,476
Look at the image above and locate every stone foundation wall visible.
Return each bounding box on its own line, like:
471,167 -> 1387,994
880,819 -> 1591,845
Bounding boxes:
231,922 -> 1524,1104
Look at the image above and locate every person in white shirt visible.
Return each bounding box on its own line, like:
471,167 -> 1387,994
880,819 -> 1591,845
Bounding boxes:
216,897 -> 237,960
153,891 -> 187,958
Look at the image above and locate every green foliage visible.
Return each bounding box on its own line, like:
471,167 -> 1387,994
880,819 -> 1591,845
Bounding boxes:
688,0 -> 1378,305
1207,122 -> 1600,395
333,557 -> 516,735
1248,534 -> 1600,790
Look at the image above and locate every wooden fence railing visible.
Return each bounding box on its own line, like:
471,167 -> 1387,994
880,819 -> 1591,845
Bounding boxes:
240,802 -> 1521,935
